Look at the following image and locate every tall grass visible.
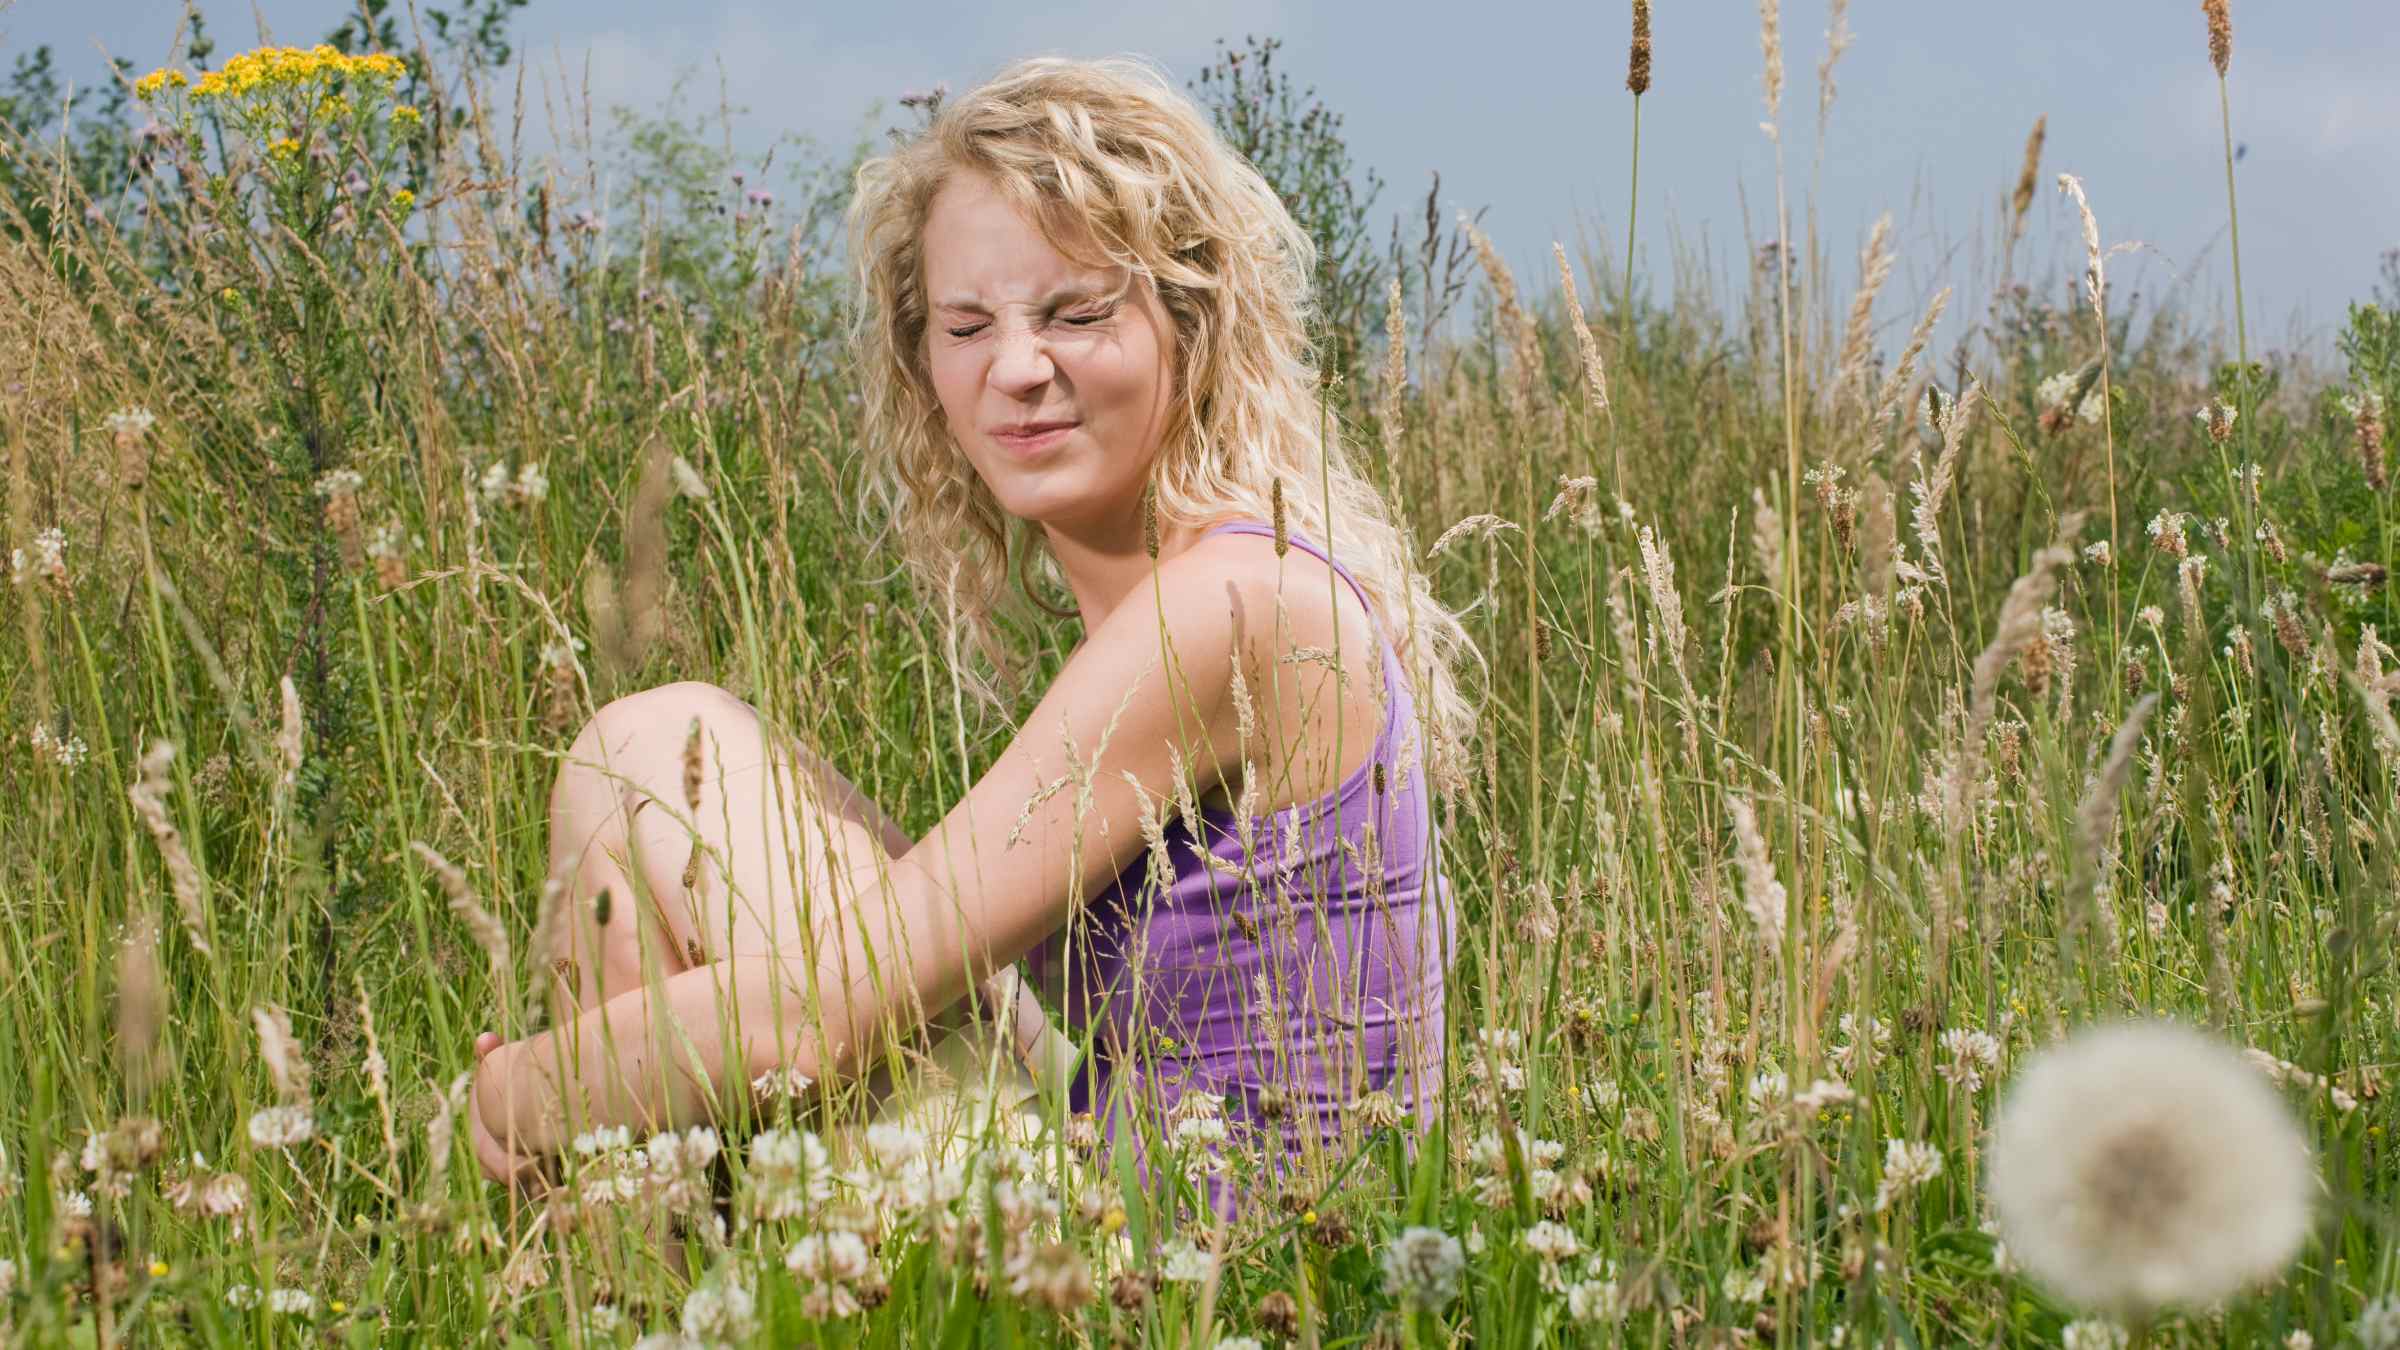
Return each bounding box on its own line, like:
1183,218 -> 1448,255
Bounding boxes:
1,9 -> 2397,1348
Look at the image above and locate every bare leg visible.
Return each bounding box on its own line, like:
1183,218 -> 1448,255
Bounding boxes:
541,680 -> 906,1031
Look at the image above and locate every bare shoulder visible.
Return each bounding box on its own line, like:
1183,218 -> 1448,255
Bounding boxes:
1171,529 -> 1381,669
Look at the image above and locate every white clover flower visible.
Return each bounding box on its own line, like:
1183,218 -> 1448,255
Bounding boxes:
1989,1020 -> 2315,1321
1522,1220 -> 1580,1262
752,1065 -> 814,1100
2084,539 -> 2114,567
266,1287 -> 316,1315
864,1120 -> 926,1173
511,461 -> 550,507
572,1124 -> 633,1156
1793,1078 -> 1856,1112
1566,1277 -> 1622,1324
1746,1070 -> 1789,1108
60,1187 -> 93,1217
1939,1029 -> 2005,1093
477,460 -> 511,503
2283,1331 -> 2313,1350
680,1277 -> 758,1347
104,406 -> 157,439
248,1104 -> 316,1149
1721,1265 -> 1767,1305
1584,1079 -> 1622,1112
225,1283 -> 261,1309
2352,1296 -> 2400,1350
2061,1319 -> 2129,1350
1216,1339 -> 1266,1350
1872,1138 -> 1943,1212
2136,605 -> 2166,630
1380,1226 -> 1465,1310
1160,1237 -> 1216,1285
785,1232 -> 874,1284
588,1302 -> 624,1333
312,468 -> 365,499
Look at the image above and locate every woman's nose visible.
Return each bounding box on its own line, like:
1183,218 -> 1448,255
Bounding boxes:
987,327 -> 1056,392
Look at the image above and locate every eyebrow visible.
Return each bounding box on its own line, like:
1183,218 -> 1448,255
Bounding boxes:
932,284 -> 1117,313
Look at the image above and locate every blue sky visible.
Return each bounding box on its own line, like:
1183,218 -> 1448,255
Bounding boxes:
14,2 -> 2398,366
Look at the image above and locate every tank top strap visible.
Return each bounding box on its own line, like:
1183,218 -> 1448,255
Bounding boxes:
1197,519 -> 1383,644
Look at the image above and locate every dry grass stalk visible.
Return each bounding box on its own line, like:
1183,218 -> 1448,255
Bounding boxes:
1458,214 -> 1545,424
252,1003 -> 311,1103
1627,0 -> 1653,95
409,840 -> 512,983
356,973 -> 399,1167
1908,381 -> 1981,580
1725,792 -> 1786,951
2009,116 -> 2048,242
2068,693 -> 2159,935
1551,243 -> 1610,414
2203,0 -> 2232,77
1378,276 -> 1409,467
1869,288 -> 1951,438
1829,214 -> 1894,418
127,740 -> 211,957
115,914 -> 166,1099
2055,173 -> 2106,327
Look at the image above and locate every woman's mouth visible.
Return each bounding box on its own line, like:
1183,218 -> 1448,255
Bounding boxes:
991,422 -> 1079,455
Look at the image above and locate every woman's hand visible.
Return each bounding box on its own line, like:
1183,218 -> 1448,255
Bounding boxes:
469,1031 -> 556,1194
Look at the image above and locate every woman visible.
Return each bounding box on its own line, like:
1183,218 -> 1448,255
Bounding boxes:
469,55 -> 1480,1211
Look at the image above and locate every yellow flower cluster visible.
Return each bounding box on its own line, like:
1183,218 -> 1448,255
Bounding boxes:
389,105 -> 422,131
138,45 -> 409,103
133,69 -> 189,101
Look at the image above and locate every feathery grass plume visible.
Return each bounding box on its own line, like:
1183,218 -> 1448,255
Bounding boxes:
1907,381 -> 1981,581
1815,0 -> 1852,145
1725,792 -> 1787,950
1626,0 -> 1652,95
251,1004 -> 311,1103
1459,213 -> 1545,423
2056,173 -> 2107,328
1756,0 -> 1783,136
424,1070 -> 474,1183
2010,116 -> 2048,243
2202,0 -> 2231,76
682,716 -> 705,813
355,973 -> 398,1167
2349,390 -> 2387,491
1552,243 -> 1610,413
1378,276 -> 1409,464
1988,1020 -> 2313,1321
1270,477 -> 1290,557
1869,288 -> 1951,437
589,431 -> 675,681
1142,478 -> 1160,559
1968,542 -> 2074,750
275,673 -> 302,798
2067,693 -> 2159,938
115,914 -> 166,1099
127,741 -> 211,957
1829,214 -> 1894,418
409,841 -> 511,984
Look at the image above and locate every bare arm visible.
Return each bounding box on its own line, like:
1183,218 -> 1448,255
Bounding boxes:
474,550 -> 1260,1161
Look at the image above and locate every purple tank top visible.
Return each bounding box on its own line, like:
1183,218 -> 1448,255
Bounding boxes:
1025,520 -> 1456,1215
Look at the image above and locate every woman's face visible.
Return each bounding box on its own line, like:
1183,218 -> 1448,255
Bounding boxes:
919,171 -> 1178,533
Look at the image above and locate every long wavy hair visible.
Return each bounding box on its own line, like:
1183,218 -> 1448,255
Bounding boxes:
842,54 -> 1481,790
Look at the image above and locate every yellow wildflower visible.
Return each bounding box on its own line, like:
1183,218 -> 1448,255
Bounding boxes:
390,104 -> 422,131
148,1260 -> 169,1277
314,94 -> 354,122
267,137 -> 302,163
389,188 -> 415,214
134,69 -> 189,100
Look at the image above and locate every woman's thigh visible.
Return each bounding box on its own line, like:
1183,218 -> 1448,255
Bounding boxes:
551,680 -> 900,992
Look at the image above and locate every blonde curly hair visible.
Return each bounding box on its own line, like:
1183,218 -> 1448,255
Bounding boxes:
843,54 -> 1481,790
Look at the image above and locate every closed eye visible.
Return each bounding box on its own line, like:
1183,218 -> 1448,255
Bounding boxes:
942,309 -> 1113,340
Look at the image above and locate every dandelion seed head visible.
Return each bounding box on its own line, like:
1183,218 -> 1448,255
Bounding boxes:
1989,1020 -> 2315,1319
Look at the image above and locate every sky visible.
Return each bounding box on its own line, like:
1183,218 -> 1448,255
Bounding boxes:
9,1 -> 2397,368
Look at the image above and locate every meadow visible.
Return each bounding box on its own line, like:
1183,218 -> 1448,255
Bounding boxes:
3,3 -> 2398,1346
